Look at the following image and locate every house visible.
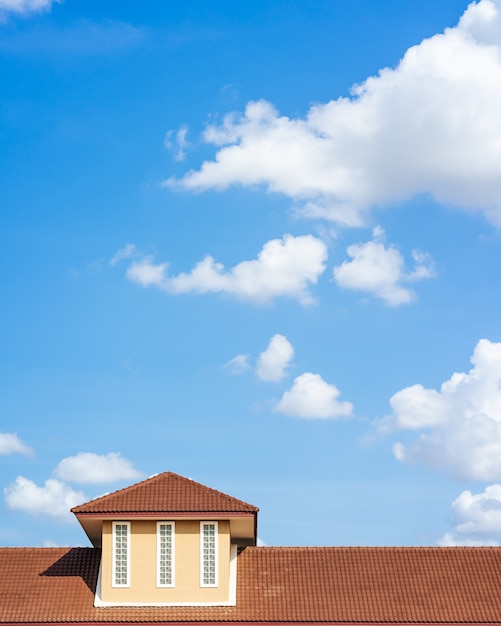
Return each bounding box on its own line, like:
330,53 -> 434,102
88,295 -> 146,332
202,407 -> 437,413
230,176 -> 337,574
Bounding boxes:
2,471 -> 501,625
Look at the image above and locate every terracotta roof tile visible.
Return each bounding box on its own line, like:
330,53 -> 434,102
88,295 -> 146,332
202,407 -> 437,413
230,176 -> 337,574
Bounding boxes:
3,546 -> 501,623
71,473 -> 258,515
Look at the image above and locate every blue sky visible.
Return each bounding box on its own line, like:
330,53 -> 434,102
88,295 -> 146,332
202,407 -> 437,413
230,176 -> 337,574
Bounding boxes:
2,0 -> 501,549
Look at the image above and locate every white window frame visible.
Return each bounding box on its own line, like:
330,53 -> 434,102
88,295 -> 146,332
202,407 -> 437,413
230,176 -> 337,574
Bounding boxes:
157,521 -> 175,587
200,521 -> 218,588
112,521 -> 130,588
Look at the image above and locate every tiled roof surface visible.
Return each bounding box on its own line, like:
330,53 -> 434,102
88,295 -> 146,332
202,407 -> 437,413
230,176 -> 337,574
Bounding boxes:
71,473 -> 258,515
2,546 -> 501,623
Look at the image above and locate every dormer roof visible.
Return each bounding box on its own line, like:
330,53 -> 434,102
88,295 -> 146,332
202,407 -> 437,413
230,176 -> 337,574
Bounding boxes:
71,472 -> 258,547
71,472 -> 258,515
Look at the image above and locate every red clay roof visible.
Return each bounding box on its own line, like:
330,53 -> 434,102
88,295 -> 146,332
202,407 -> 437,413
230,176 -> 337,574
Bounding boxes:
2,546 -> 501,623
71,473 -> 258,515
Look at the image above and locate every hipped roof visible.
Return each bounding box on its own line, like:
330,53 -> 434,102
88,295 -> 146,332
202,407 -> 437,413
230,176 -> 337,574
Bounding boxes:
2,546 -> 501,624
71,472 -> 258,516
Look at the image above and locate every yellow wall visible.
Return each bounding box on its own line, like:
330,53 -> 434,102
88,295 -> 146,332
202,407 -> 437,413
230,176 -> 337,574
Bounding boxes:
99,520 -> 232,605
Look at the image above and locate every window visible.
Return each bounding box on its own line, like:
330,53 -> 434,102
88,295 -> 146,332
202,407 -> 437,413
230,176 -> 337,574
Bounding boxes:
157,522 -> 175,587
112,522 -> 130,587
200,522 -> 218,587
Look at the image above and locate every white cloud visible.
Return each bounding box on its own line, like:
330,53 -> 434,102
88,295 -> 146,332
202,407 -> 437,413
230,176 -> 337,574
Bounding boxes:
277,372 -> 353,419
382,338 -> 501,481
438,485 -> 501,546
126,234 -> 328,305
333,228 -> 435,306
0,432 -> 32,456
224,353 -> 251,375
4,477 -> 85,523
458,0 -> 501,47
110,243 -> 136,266
165,126 -> 190,161
0,0 -> 58,17
168,0 -> 501,226
256,334 -> 294,381
53,452 -> 143,484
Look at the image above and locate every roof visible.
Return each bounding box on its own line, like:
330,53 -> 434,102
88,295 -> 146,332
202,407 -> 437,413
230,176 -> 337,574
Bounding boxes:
2,545 -> 501,624
71,472 -> 259,516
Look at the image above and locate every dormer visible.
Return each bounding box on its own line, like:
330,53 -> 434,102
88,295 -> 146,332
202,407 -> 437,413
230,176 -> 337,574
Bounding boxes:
71,472 -> 258,607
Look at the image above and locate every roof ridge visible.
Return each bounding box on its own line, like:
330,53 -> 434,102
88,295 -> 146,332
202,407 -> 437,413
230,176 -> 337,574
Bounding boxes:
71,471 -> 258,514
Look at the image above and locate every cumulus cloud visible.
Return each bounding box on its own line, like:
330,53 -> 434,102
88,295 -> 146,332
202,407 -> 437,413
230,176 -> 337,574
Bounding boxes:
126,234 -> 328,305
53,452 -> 144,484
277,372 -> 353,419
0,0 -> 58,18
0,432 -> 32,456
4,477 -> 86,523
439,485 -> 501,546
168,0 -> 501,226
333,227 -> 435,306
256,334 -> 294,381
458,0 -> 501,46
382,339 -> 501,481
